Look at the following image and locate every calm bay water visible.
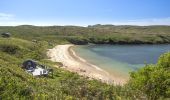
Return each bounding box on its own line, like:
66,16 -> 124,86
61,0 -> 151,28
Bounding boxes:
73,44 -> 170,79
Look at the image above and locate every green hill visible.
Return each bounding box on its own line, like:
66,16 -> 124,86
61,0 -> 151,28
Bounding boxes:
0,25 -> 170,44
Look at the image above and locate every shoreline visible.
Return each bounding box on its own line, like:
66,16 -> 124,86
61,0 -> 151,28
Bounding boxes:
47,44 -> 127,85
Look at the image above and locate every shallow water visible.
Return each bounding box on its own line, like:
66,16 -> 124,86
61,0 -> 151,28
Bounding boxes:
73,44 -> 170,79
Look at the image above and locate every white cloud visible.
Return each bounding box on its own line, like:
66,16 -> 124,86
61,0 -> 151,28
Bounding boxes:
0,13 -> 14,20
0,14 -> 170,26
0,21 -> 64,26
110,17 -> 170,26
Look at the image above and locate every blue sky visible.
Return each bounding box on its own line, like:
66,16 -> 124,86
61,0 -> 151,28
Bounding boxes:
0,0 -> 170,26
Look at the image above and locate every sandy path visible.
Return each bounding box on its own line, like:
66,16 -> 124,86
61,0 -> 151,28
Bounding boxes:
47,44 -> 126,85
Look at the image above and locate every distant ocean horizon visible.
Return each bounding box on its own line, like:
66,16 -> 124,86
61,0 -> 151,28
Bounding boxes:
73,44 -> 170,79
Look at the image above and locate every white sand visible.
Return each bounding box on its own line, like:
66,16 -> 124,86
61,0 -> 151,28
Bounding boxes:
47,44 -> 126,85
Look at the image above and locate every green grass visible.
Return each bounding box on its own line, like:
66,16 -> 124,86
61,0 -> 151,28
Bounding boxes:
0,37 -> 130,99
1,25 -> 170,44
0,25 -> 170,99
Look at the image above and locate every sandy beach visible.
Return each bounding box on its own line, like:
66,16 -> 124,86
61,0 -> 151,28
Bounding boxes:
47,44 -> 126,85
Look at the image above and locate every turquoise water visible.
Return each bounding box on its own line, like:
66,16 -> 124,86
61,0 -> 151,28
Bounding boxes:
73,44 -> 170,78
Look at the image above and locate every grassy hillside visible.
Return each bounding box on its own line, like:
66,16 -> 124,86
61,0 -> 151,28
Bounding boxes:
0,25 -> 170,44
0,37 -> 131,99
0,25 -> 170,99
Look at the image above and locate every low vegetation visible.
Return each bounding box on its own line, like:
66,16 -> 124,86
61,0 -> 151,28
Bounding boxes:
0,25 -> 170,44
127,52 -> 170,99
0,25 -> 170,99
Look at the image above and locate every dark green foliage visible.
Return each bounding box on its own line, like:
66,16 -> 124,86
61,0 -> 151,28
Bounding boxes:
0,43 -> 20,54
1,33 -> 11,38
67,36 -> 88,45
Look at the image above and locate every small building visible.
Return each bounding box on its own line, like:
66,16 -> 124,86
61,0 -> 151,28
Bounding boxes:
1,32 -> 11,38
22,60 -> 53,76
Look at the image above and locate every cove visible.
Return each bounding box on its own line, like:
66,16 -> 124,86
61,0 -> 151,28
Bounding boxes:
73,44 -> 170,79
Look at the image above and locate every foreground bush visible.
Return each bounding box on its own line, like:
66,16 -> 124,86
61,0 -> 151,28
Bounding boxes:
128,52 -> 170,100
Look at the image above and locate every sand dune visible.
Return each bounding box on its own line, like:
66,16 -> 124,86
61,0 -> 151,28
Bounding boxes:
47,44 -> 126,85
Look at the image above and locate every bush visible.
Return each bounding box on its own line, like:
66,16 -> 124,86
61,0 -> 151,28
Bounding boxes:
128,52 -> 170,100
0,44 -> 20,54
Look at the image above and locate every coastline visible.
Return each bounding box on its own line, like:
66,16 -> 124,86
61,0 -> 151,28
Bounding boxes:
47,44 -> 127,85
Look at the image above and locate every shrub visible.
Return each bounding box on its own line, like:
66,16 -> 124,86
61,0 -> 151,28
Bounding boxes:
128,52 -> 170,100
